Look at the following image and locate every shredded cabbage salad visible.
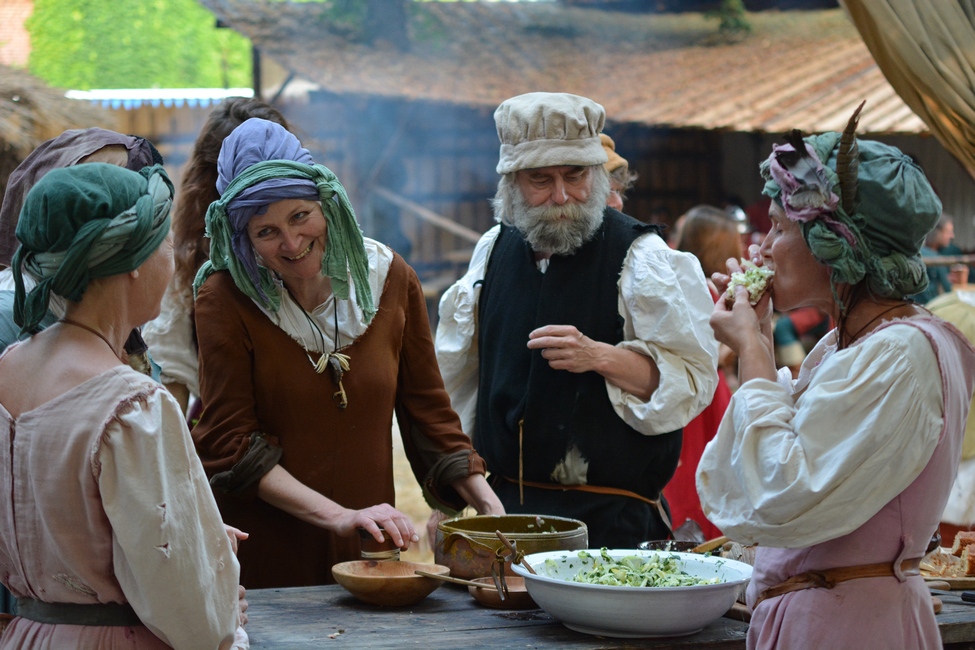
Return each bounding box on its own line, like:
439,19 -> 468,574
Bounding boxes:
724,261 -> 774,305
545,548 -> 723,588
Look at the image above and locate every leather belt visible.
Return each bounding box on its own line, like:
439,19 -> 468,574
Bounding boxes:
754,557 -> 922,608
15,598 -> 142,627
502,475 -> 673,534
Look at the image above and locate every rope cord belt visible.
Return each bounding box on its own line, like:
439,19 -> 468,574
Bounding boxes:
753,557 -> 922,609
15,598 -> 142,627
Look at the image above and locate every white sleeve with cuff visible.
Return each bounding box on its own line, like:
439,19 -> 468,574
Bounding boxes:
608,233 -> 719,434
697,325 -> 943,548
142,285 -> 201,398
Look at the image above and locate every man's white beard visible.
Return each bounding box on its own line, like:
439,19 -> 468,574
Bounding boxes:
493,168 -> 611,256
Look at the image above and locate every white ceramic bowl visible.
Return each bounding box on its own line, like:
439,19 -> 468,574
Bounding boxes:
512,549 -> 752,638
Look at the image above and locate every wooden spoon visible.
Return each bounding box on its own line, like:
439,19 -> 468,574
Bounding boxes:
691,536 -> 729,554
414,570 -> 495,590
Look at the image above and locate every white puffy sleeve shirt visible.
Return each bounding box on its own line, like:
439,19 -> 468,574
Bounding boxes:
435,224 -> 719,438
100,389 -> 245,648
696,323 -> 944,548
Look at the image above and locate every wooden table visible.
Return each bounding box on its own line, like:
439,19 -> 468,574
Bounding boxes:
245,582 -> 748,649
244,585 -> 975,648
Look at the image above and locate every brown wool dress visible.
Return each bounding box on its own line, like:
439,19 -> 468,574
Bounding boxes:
193,253 -> 485,588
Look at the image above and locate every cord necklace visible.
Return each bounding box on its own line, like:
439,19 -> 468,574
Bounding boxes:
288,290 -> 350,408
58,318 -> 122,360
843,302 -> 908,346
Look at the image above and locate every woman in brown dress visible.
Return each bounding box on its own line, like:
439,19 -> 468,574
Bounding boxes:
192,118 -> 503,589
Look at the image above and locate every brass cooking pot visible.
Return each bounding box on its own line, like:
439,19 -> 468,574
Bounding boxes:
435,514 -> 588,580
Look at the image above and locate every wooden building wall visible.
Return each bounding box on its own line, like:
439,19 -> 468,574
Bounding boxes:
282,91 -> 726,316
99,96 -> 974,328
109,103 -> 217,193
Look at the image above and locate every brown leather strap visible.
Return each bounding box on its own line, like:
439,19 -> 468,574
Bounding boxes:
502,476 -> 673,533
754,558 -> 922,608
510,419 -> 672,533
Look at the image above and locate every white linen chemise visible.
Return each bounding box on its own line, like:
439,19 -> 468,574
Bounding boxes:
0,363 -> 244,649
697,320 -> 947,546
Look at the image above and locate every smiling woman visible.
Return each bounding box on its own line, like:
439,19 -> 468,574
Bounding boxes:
190,118 -> 505,590
247,199 -> 330,309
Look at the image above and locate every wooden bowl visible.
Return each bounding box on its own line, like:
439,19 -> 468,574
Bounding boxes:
331,560 -> 449,607
467,576 -> 537,610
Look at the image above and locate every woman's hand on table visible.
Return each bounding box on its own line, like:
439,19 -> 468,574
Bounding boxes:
333,503 -> 419,549
257,464 -> 418,546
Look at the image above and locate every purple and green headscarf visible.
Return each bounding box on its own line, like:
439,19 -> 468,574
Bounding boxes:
193,118 -> 375,321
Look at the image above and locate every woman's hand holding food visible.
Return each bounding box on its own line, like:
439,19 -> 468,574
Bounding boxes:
710,247 -> 777,384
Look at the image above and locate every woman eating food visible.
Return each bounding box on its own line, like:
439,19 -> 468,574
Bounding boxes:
192,118 -> 504,589
0,163 -> 245,648
697,104 -> 975,649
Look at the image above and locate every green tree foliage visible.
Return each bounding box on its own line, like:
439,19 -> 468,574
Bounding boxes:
709,0 -> 751,36
27,0 -> 252,89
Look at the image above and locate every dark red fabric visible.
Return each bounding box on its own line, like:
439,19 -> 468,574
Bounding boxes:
663,373 -> 730,540
662,287 -> 729,540
789,306 -> 832,337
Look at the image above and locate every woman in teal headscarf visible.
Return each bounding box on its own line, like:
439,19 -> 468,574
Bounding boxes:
191,118 -> 503,589
0,164 -> 246,648
697,106 -> 975,649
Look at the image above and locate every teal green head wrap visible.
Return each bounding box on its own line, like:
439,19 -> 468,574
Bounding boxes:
12,163 -> 173,334
192,159 -> 375,321
761,121 -> 941,304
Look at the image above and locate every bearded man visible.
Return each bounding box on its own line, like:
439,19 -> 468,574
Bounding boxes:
435,92 -> 719,548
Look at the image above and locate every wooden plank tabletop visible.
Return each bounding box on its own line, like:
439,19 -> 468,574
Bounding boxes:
244,584 -> 975,649
244,583 -> 748,649
932,589 -> 975,649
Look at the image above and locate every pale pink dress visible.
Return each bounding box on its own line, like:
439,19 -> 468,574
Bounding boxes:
745,318 -> 975,649
0,363 -> 241,649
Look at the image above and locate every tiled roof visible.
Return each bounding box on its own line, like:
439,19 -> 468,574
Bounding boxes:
201,1 -> 926,134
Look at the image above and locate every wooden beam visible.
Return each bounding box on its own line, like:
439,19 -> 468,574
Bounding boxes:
372,186 -> 483,245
